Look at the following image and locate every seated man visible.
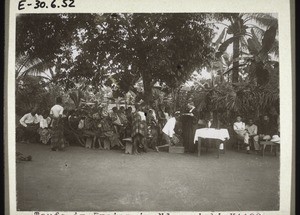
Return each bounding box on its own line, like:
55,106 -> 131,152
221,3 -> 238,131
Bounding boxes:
233,115 -> 250,153
258,114 -> 275,141
18,108 -> 40,143
245,119 -> 260,153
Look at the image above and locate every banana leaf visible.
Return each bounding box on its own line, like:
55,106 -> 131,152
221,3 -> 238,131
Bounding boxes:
261,25 -> 277,55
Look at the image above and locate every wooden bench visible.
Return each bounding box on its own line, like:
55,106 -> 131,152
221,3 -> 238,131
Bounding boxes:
169,146 -> 184,154
260,141 -> 279,157
123,137 -> 133,154
103,139 -> 111,150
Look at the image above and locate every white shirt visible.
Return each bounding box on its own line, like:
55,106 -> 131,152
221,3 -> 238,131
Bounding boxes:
233,121 -> 245,131
137,111 -> 146,121
162,117 -> 176,137
39,116 -> 51,129
245,124 -> 257,135
164,112 -> 170,121
50,104 -> 64,118
19,113 -> 39,127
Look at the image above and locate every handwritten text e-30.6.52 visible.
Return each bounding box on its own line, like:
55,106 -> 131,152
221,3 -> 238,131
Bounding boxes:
18,0 -> 75,10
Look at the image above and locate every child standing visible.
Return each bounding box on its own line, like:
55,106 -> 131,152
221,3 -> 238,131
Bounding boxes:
38,110 -> 52,144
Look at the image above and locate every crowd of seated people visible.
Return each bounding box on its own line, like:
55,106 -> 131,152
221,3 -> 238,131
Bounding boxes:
17,100 -> 181,154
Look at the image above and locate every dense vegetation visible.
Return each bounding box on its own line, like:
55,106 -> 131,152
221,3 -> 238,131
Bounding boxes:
16,13 -> 279,123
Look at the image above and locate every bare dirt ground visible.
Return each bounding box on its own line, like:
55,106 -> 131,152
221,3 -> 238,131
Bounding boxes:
16,142 -> 279,211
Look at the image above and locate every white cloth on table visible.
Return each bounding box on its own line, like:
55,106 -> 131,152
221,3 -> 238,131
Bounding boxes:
162,117 -> 176,138
194,128 -> 230,143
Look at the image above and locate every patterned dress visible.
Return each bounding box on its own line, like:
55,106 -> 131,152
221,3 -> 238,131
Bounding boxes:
100,117 -> 121,147
51,118 -> 65,150
132,111 -> 147,138
38,116 -> 51,144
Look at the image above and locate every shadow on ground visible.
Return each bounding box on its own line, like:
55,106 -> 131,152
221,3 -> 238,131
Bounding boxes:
16,142 -> 279,211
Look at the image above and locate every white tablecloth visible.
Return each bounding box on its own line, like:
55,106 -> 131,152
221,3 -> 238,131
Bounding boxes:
194,128 -> 230,143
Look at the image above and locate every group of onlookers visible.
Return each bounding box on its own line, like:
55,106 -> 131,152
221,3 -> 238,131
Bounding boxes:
17,96 -> 280,155
18,97 -> 65,151
17,97 -> 181,154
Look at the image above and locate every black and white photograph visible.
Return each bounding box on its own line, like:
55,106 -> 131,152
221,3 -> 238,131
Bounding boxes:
5,0 -> 294,214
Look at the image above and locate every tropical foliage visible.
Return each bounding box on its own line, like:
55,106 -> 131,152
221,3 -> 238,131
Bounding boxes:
15,13 -> 279,122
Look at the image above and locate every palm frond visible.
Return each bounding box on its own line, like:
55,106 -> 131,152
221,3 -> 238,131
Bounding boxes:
214,28 -> 226,48
20,61 -> 54,78
244,13 -> 278,28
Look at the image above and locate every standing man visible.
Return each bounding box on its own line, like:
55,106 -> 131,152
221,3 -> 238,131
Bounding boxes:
233,115 -> 250,154
50,97 -> 65,151
181,102 -> 197,153
245,119 -> 260,153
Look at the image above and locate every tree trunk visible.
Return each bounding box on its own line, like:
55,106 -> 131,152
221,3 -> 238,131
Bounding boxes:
141,71 -> 153,105
232,34 -> 240,83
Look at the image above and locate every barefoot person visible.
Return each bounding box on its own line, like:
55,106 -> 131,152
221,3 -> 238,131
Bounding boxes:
156,111 -> 182,151
50,97 -> 65,151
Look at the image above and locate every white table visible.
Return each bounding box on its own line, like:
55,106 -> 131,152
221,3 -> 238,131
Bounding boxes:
194,128 -> 230,157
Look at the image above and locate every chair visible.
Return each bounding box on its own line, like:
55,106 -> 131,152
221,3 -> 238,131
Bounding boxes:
236,139 -> 244,151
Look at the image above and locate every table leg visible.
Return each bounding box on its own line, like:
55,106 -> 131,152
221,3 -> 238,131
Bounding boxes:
206,139 -> 210,153
198,137 -> 201,157
262,144 -> 266,157
217,141 -> 220,158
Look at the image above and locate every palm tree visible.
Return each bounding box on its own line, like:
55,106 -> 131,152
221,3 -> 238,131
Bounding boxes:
214,13 -> 278,83
16,54 -> 56,84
